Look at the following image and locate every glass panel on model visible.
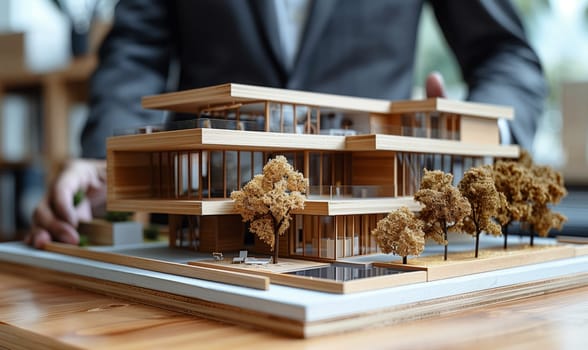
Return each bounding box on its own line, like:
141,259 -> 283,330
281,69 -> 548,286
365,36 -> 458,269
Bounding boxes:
141,150 -> 488,200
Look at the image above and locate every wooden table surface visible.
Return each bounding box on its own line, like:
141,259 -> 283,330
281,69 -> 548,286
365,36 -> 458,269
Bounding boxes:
1,268 -> 587,350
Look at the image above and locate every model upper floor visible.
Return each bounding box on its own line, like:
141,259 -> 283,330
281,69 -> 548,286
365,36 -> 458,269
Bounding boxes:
136,83 -> 514,147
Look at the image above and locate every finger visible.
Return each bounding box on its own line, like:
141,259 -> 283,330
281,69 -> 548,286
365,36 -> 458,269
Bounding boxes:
425,71 -> 446,98
28,227 -> 52,249
51,172 -> 85,227
75,200 -> 94,223
33,202 -> 79,245
24,231 -> 33,245
52,161 -> 105,226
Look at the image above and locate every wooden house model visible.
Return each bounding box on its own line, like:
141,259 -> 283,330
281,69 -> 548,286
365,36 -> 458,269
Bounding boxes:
106,83 -> 519,260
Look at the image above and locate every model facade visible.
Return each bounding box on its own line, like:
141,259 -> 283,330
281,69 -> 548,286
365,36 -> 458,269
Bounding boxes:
106,83 -> 519,260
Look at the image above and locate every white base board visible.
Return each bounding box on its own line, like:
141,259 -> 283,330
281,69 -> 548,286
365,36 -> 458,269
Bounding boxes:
1,239 -> 588,337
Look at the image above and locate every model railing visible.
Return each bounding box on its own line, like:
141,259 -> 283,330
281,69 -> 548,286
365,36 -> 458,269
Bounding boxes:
114,112 -> 462,142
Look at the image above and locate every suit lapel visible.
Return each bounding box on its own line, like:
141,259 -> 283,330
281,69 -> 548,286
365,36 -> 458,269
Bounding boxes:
289,0 -> 336,83
250,0 -> 287,75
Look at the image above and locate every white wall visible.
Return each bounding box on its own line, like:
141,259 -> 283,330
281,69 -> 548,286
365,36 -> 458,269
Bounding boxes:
0,0 -> 70,72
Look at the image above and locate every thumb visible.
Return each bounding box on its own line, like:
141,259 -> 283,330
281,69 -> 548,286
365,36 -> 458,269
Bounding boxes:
425,71 -> 446,98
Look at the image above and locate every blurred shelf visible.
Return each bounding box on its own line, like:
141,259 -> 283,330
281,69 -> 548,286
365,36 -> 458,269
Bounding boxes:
0,159 -> 34,170
0,55 -> 97,87
0,54 -> 97,179
0,55 -> 97,235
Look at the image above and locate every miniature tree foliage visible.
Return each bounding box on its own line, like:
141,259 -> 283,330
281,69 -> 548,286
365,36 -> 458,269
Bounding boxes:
372,207 -> 425,264
458,165 -> 502,258
530,203 -> 566,238
493,160 -> 534,248
526,163 -> 567,240
517,149 -> 535,168
493,160 -> 533,224
414,169 -> 470,260
230,155 -> 308,263
493,151 -> 567,245
508,150 -> 568,244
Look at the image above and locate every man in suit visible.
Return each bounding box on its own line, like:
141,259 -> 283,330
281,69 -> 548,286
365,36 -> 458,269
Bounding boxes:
28,0 -> 546,247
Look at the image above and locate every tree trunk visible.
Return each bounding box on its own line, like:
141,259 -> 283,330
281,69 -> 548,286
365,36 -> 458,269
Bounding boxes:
503,224 -> 509,250
475,231 -> 480,258
403,256 -> 407,265
272,217 -> 279,264
443,229 -> 448,261
274,231 -> 279,264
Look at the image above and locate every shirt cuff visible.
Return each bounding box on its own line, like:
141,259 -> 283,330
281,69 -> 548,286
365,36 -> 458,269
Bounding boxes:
498,119 -> 512,145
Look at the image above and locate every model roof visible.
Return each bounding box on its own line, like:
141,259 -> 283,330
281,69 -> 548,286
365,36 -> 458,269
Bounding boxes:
142,83 -> 513,120
142,83 -> 392,114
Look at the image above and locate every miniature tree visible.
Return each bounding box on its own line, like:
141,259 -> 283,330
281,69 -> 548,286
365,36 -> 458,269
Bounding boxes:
231,155 -> 308,263
506,150 -> 568,245
372,207 -> 425,264
458,165 -> 502,258
526,163 -> 567,245
414,169 -> 470,261
493,160 -> 534,249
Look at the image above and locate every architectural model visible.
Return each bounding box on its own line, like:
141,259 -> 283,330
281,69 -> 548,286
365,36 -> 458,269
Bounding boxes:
1,83 -> 584,338
106,82 -> 520,261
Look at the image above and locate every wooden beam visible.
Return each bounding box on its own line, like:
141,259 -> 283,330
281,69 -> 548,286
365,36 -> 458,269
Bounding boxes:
44,242 -> 269,290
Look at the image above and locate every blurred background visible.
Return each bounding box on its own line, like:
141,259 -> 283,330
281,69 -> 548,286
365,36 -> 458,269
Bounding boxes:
0,0 -> 586,240
415,0 -> 588,169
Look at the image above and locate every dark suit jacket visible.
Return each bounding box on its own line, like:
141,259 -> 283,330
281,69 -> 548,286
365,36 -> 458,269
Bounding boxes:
82,0 -> 546,158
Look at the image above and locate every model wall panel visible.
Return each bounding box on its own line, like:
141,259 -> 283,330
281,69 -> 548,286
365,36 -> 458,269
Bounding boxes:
369,114 -> 402,135
460,117 -> 499,145
199,215 -> 245,252
108,151 -> 153,199
351,151 -> 396,196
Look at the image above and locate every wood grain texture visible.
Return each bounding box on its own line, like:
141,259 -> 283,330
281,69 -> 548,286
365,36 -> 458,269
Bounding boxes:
345,134 -> 520,158
189,259 -> 427,294
294,197 -> 421,215
556,236 -> 588,256
44,242 -> 269,290
141,84 -> 514,123
107,128 -> 347,152
575,245 -> 588,256
106,199 -> 235,216
460,117 -> 500,145
199,215 -> 245,252
0,262 -> 306,343
108,197 -> 420,217
106,124 -> 516,158
141,83 -> 393,114
5,237 -> 588,340
381,244 -> 576,281
1,263 -> 588,348
390,98 -> 514,120
557,235 -> 588,244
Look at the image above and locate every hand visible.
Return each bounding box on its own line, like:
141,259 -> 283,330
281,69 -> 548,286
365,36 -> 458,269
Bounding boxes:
26,159 -> 107,248
425,71 -> 446,98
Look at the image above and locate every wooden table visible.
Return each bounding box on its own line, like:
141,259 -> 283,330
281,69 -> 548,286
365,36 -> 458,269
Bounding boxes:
1,268 -> 587,349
